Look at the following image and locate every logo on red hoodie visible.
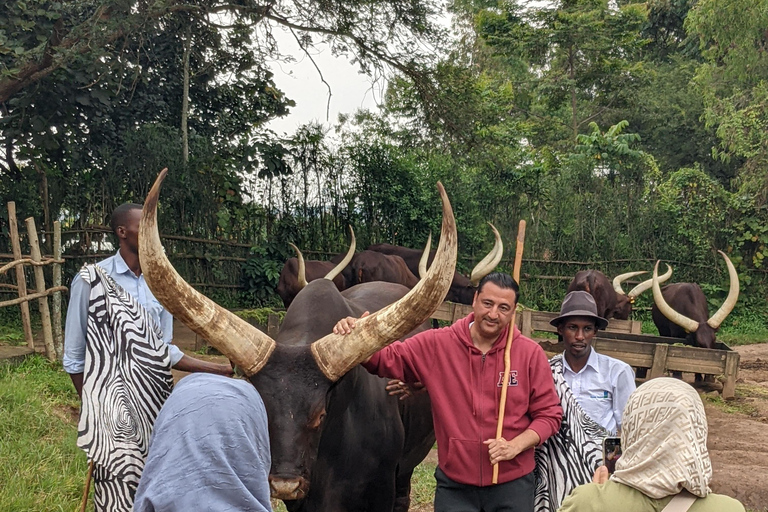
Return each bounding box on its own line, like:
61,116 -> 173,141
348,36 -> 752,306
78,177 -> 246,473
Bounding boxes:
497,370 -> 519,387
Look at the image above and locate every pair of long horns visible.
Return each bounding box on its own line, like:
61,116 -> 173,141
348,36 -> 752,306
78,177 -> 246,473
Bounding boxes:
418,222 -> 503,284
290,226 -> 356,288
612,265 -> 673,300
651,251 -> 739,332
139,169 -> 457,381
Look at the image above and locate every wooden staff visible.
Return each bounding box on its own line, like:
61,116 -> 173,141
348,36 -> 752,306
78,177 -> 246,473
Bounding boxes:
492,219 -> 526,484
79,460 -> 93,512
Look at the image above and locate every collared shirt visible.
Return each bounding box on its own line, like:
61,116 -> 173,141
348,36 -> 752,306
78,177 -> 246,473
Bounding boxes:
562,348 -> 635,434
63,251 -> 184,374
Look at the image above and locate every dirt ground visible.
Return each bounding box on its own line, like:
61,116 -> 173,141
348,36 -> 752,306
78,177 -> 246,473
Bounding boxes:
170,322 -> 768,511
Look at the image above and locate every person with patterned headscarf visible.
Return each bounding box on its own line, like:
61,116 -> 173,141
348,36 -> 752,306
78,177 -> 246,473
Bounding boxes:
557,378 -> 745,512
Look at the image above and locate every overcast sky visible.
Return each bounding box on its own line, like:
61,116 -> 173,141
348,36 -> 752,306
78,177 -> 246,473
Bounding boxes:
266,26 -> 384,136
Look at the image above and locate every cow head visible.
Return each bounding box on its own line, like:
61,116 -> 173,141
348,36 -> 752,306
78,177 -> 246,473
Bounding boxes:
651,252 -> 739,349
611,265 -> 672,320
138,169 -> 457,501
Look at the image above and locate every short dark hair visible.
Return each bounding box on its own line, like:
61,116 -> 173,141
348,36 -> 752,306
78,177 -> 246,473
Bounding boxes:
477,272 -> 520,303
109,203 -> 142,236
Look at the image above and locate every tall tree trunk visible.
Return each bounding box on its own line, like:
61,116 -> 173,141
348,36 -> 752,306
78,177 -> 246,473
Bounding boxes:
34,161 -> 52,253
181,25 -> 191,165
569,47 -> 578,141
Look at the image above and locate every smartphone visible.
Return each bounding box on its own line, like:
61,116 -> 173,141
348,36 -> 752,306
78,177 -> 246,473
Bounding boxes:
602,437 -> 622,474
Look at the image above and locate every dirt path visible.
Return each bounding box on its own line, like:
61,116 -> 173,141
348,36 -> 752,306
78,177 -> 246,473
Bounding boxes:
171,322 -> 768,511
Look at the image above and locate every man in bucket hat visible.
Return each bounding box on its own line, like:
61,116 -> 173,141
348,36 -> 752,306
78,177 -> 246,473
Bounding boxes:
533,291 -> 637,512
549,290 -> 635,434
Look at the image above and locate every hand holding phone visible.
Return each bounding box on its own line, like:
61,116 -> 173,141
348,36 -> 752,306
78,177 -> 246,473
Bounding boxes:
602,437 -> 622,474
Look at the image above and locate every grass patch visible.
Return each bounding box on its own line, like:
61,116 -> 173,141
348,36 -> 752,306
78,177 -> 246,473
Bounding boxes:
0,355 -> 88,511
410,459 -> 437,506
703,393 -> 759,417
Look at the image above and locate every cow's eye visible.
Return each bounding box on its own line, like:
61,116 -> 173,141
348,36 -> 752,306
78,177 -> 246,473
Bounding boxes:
309,409 -> 327,430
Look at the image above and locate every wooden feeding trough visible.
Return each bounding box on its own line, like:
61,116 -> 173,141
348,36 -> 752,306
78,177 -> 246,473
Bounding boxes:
516,308 -> 739,399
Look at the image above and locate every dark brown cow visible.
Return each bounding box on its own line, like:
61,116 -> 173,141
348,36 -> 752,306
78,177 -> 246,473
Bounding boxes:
368,223 -> 503,304
350,251 -> 419,288
651,252 -> 739,351
567,266 -> 672,320
139,170 -> 458,512
276,228 -> 356,308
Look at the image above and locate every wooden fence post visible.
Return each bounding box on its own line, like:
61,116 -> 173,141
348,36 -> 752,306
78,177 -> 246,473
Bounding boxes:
25,217 -> 56,361
8,202 -> 35,349
52,221 -> 64,362
267,313 -> 280,338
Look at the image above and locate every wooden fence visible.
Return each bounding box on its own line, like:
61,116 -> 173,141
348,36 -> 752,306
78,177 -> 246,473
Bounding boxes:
245,301 -> 738,398
0,202 -> 65,361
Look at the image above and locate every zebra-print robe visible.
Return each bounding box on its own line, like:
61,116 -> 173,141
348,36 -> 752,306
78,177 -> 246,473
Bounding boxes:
76,264 -> 174,511
534,354 -> 609,512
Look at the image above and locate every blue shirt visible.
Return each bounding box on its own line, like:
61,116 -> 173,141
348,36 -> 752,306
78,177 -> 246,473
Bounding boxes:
562,348 -> 636,434
63,251 -> 184,374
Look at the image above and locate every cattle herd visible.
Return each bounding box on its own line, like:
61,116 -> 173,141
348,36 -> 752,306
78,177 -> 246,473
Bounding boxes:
138,171 -> 739,512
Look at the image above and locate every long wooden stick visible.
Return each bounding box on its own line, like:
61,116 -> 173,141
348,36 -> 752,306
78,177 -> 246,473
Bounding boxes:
8,202 -> 35,349
492,219 -> 526,484
79,460 -> 93,512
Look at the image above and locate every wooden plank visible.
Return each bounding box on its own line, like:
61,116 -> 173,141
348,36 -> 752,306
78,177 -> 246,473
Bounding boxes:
665,345 -> 727,374
521,310 -> 532,338
25,217 -> 56,361
7,202 -> 34,349
52,221 -> 63,362
648,344 -> 669,379
267,313 -> 280,338
722,351 -> 740,399
593,338 -> 656,368
431,302 -> 455,322
521,310 -> 639,335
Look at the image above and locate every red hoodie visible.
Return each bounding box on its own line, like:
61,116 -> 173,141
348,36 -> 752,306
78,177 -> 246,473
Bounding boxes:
363,313 -> 562,487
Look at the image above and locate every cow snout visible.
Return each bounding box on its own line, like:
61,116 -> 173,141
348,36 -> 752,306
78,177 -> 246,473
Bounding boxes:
269,475 -> 309,500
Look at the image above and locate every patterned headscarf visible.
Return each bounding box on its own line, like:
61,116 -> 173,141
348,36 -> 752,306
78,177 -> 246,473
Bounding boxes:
611,377 -> 712,498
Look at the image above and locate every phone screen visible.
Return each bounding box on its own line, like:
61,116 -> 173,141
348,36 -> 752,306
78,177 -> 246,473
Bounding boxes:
602,437 -> 622,474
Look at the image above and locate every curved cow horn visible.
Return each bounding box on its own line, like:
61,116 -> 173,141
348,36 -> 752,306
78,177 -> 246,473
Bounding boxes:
324,225 -> 356,281
707,250 -> 740,329
418,232 -> 432,279
470,222 -> 503,286
652,260 -> 699,333
627,264 -> 673,299
612,271 -> 647,295
289,243 -> 308,289
139,169 -> 275,376
311,182 -> 458,382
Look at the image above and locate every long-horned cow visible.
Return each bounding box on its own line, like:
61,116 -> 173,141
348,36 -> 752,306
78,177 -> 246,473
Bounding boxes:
651,251 -> 739,351
276,228 -> 356,307
368,222 -> 503,304
139,169 -> 458,512
350,250 -> 420,288
567,266 -> 672,320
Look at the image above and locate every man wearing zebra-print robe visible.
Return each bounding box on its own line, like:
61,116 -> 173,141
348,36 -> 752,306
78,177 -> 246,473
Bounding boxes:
534,291 -> 635,512
63,203 -> 234,511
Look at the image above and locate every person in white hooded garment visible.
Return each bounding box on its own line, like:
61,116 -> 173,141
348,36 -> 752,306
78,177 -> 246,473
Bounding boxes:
557,377 -> 744,512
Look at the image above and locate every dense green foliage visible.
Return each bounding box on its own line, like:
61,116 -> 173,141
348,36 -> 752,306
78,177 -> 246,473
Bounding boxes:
1,0 -> 767,314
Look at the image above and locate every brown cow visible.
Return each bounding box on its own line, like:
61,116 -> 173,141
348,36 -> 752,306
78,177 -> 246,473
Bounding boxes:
567,266 -> 672,320
368,223 -> 503,304
651,252 -> 739,351
350,251 -> 419,288
276,227 -> 356,307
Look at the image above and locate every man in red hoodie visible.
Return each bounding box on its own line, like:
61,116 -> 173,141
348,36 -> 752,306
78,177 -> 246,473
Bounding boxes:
333,272 -> 562,512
